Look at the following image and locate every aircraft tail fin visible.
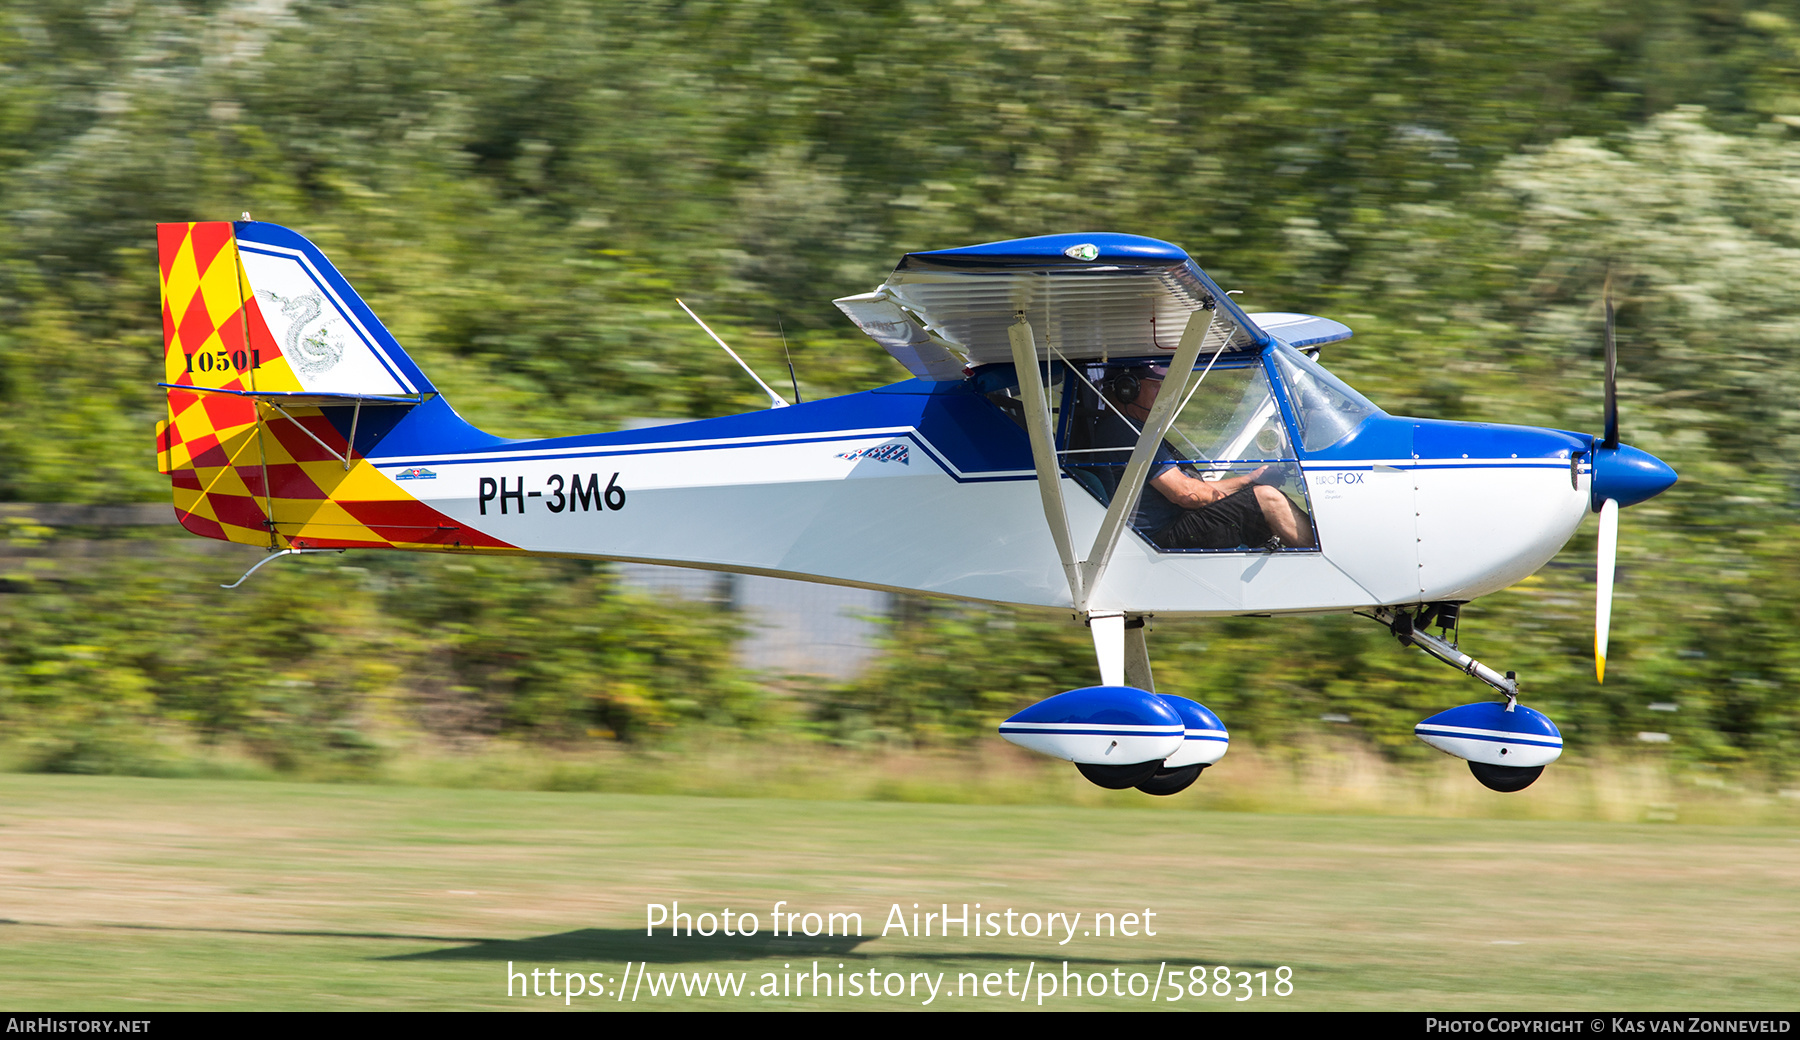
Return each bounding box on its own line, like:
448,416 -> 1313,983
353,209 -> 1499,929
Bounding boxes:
155,220 -> 510,554
157,220 -> 434,400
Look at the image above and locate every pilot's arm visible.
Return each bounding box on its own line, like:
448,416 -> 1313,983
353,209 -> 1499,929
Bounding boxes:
1147,465 -> 1269,509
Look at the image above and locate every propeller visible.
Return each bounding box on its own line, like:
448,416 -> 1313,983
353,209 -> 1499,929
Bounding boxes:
1602,283 -> 1619,451
1595,276 -> 1619,682
1595,496 -> 1617,682
1584,274 -> 1677,682
1598,275 -> 1627,680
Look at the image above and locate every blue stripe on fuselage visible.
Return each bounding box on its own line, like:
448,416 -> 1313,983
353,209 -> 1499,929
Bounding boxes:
355,378 -> 1036,478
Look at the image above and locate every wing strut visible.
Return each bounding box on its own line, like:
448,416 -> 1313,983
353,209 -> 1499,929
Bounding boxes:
1008,315 -> 1085,606
1076,311 -> 1222,603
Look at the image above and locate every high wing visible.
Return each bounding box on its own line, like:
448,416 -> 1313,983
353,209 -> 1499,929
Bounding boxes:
1242,311 -> 1353,351
834,232 -> 1271,379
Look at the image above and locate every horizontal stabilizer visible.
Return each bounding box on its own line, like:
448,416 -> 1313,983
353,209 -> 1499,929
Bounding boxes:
155,384 -> 428,409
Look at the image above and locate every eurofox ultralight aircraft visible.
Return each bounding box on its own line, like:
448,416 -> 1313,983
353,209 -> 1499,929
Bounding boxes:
155,221 -> 1675,796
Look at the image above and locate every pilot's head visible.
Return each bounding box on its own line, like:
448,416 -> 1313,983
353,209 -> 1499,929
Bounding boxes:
1103,363 -> 1168,415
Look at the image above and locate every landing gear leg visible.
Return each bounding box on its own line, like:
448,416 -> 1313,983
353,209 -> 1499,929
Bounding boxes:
1123,616 -> 1154,692
1088,611 -> 1126,687
1374,606 -> 1519,701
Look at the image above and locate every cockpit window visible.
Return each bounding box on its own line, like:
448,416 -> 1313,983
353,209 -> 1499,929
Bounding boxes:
1269,342 -> 1381,452
1163,364 -> 1294,473
1057,358 -> 1318,553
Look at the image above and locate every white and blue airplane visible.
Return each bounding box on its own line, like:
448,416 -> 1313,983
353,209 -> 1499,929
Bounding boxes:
155,222 -> 1675,796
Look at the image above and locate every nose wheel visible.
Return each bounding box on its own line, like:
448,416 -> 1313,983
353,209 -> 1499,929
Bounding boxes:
1468,761 -> 1545,792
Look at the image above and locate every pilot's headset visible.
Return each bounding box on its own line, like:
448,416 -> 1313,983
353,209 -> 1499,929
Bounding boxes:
1100,363 -> 1167,408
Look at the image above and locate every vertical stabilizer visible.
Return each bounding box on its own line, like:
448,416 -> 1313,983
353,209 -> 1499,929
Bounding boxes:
232,221 -> 433,397
155,220 -> 510,555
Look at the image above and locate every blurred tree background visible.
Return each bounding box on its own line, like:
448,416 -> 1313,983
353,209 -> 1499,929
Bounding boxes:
0,0 -> 1795,780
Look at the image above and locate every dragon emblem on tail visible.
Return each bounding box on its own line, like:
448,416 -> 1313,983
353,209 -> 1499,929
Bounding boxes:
258,289 -> 346,377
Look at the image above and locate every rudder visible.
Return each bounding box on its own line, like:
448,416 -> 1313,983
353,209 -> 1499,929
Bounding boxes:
157,220 -> 280,546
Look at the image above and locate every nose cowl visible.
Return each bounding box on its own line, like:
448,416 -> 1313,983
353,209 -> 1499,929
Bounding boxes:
1590,444 -> 1677,511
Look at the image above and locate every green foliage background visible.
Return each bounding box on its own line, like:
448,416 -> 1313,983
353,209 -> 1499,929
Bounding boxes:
1,0 -> 1796,778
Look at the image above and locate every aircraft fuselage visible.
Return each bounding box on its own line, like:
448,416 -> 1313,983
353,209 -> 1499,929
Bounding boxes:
364,381 -> 1610,617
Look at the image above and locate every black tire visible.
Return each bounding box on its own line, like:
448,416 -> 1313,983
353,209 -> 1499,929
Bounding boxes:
1136,764 -> 1205,796
1468,760 -> 1544,793
1076,760 -> 1163,790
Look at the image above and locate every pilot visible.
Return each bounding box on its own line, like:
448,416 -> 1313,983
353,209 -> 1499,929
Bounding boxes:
1094,364 -> 1315,551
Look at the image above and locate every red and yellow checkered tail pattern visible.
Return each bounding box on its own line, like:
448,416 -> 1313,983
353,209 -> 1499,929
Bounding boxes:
155,221 -> 514,553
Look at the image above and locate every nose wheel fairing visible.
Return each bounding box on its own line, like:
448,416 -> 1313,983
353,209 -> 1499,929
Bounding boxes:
1414,701 -> 1563,770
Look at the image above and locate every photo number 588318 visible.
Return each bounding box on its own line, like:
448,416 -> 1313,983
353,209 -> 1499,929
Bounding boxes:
1174,966 -> 1293,1001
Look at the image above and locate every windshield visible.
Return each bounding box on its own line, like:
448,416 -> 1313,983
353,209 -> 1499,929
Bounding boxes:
1269,342 -> 1381,451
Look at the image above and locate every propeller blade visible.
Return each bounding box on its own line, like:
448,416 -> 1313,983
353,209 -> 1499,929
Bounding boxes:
1595,496 -> 1619,683
1602,276 -> 1619,450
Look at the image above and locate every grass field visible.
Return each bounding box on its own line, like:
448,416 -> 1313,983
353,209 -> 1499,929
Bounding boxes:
0,773 -> 1796,1011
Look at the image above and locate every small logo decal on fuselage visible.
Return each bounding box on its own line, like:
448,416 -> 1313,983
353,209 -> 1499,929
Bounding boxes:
394,467 -> 437,480
837,443 -> 910,465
